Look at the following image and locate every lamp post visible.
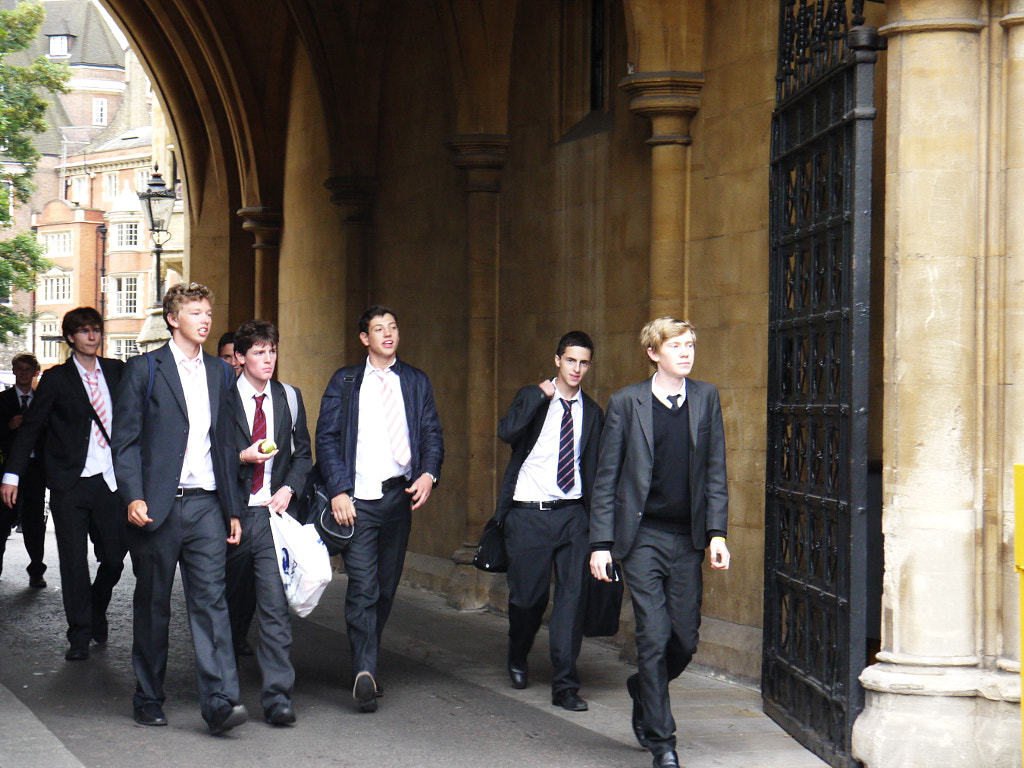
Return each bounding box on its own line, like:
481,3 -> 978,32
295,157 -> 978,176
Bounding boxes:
137,166 -> 176,304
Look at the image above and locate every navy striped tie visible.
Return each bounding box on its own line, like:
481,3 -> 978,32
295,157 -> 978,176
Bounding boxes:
556,399 -> 575,492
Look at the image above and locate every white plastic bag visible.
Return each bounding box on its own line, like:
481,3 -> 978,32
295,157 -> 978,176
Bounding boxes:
268,511 -> 333,618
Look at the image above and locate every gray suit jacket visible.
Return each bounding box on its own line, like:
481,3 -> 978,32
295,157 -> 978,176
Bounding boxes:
111,343 -> 241,530
589,377 -> 729,559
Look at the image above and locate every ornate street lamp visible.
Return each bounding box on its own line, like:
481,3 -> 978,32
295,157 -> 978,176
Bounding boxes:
137,166 -> 176,302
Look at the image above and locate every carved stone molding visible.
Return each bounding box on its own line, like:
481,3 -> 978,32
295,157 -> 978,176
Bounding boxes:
324,176 -> 376,224
445,135 -> 509,192
619,72 -> 704,146
236,206 -> 283,252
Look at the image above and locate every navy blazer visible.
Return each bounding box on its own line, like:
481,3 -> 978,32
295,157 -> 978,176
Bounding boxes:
494,384 -> 604,524
111,343 -> 241,531
315,358 -> 443,500
227,378 -> 312,513
589,377 -> 729,559
3,356 -> 124,492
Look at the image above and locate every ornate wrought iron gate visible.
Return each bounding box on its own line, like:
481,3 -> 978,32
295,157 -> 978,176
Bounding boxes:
763,3 -> 882,766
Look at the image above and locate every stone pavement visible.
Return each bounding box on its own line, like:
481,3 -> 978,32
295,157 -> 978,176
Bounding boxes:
0,521 -> 826,768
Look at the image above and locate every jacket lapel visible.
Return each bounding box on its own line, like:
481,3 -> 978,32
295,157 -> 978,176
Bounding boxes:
229,383 -> 250,441
271,380 -> 291,449
635,380 -> 654,457
204,353 -> 222,425
156,344 -> 188,417
63,358 -> 93,414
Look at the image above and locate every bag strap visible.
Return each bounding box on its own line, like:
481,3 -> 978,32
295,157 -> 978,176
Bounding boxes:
281,382 -> 298,454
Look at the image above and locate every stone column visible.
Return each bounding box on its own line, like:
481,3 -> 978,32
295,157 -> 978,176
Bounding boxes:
852,3 -> 1020,766
237,206 -> 283,324
444,134 -> 508,609
619,72 -> 702,319
324,176 -> 376,363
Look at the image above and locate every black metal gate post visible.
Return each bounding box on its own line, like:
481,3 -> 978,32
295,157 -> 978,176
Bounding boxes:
763,2 -> 883,766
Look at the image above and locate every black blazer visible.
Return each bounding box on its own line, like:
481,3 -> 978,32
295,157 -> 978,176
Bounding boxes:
226,378 -> 312,514
316,358 -> 444,499
589,377 -> 729,559
494,384 -> 604,524
111,343 -> 240,530
4,357 -> 124,492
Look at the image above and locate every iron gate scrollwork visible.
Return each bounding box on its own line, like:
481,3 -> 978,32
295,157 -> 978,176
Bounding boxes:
764,2 -> 882,767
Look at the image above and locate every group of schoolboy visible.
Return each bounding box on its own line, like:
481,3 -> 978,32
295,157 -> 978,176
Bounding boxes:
0,280 -> 728,768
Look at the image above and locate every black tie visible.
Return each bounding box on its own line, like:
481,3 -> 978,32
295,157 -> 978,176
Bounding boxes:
556,400 -> 575,492
20,395 -> 28,414
668,394 -> 681,411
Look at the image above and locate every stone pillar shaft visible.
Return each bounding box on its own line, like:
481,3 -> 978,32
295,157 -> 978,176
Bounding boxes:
446,135 -> 508,545
853,4 -> 1021,766
620,72 -> 702,320
238,206 -> 283,325
325,176 -> 376,363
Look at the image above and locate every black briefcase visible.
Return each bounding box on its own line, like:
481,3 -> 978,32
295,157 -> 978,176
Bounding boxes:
581,562 -> 624,637
472,517 -> 508,573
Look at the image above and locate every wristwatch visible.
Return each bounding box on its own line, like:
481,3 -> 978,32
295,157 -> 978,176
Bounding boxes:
283,485 -> 295,495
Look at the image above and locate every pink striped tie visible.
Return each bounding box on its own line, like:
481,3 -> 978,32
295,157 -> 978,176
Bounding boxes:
86,370 -> 109,448
375,369 -> 410,466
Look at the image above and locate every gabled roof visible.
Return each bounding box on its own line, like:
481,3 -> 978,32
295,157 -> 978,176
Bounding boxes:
2,0 -> 125,70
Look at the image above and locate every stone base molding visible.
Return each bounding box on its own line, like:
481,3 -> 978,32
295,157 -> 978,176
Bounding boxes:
852,663 -> 1021,768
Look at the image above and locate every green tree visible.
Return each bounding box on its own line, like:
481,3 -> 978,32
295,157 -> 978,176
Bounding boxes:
0,1 -> 69,340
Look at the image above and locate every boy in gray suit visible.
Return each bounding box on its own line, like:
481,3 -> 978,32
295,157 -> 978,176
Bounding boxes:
589,318 -> 730,768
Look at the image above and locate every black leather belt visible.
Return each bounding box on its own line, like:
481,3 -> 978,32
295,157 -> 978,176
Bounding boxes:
381,476 -> 410,493
176,487 -> 215,498
511,499 -> 581,511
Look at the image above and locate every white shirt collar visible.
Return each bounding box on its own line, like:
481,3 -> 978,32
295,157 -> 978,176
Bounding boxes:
236,373 -> 270,401
168,338 -> 203,367
72,355 -> 102,380
651,373 -> 686,407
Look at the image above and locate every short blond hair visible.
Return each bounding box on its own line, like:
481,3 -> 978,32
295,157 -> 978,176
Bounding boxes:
640,318 -> 696,368
163,282 -> 214,330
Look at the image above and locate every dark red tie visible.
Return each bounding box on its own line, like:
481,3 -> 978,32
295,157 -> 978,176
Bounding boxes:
556,399 -> 574,493
19,395 -> 28,414
250,394 -> 266,494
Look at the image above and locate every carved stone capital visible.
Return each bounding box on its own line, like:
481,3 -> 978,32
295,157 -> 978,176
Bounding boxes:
324,176 -> 376,223
619,71 -> 704,146
445,135 -> 509,192
236,206 -> 283,252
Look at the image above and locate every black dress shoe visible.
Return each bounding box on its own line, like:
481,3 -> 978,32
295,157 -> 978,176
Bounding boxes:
652,750 -> 680,768
92,615 -> 109,644
551,689 -> 589,712
208,703 -> 247,735
507,658 -> 528,690
134,703 -> 167,727
626,673 -> 650,749
353,671 -> 378,713
29,576 -> 46,588
264,702 -> 297,726
65,646 -> 89,661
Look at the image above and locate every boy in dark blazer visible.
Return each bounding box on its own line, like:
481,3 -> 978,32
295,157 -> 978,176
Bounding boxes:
2,310 -> 127,660
495,331 -> 604,711
316,305 -> 443,712
112,283 -> 246,735
225,319 -> 312,727
0,352 -> 46,587
589,318 -> 731,768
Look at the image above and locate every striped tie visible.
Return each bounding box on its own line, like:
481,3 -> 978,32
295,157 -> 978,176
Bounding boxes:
86,370 -> 109,448
556,399 -> 575,493
251,394 -> 266,494
375,369 -> 411,466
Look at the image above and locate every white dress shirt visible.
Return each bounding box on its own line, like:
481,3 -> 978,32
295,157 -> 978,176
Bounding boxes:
169,339 -> 217,490
74,356 -> 117,491
651,373 -> 687,409
237,374 -> 274,506
354,358 -> 410,501
513,380 -> 584,502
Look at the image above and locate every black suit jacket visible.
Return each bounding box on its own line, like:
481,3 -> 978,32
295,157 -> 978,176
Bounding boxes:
589,377 -> 729,559
226,378 -> 312,514
111,343 -> 240,530
4,357 -> 124,492
494,384 -> 604,524
0,386 -> 36,469
315,358 -> 444,499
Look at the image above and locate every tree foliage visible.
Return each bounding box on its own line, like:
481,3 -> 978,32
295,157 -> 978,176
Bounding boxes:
0,1 -> 70,339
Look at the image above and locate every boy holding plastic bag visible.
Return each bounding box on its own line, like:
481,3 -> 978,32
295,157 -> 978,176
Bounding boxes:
225,319 -> 317,727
